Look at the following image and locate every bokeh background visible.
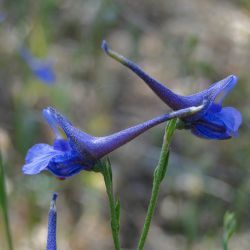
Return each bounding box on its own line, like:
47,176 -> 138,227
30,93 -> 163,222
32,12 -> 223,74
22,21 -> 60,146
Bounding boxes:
0,0 -> 250,249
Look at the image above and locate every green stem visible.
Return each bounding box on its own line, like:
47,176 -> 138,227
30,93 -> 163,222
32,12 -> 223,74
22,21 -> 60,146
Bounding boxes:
0,155 -> 14,250
2,204 -> 13,250
101,160 -> 120,250
223,238 -> 228,250
137,119 -> 177,250
222,211 -> 236,250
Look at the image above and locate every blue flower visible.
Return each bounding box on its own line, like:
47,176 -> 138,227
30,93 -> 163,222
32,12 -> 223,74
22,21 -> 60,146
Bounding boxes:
47,193 -> 58,250
102,40 -> 242,140
0,12 -> 6,23
23,105 -> 203,178
20,48 -> 56,85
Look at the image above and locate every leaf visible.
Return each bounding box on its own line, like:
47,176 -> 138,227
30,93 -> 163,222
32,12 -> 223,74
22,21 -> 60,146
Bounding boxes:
155,119 -> 176,182
106,158 -> 113,183
158,151 -> 170,182
165,119 -> 177,142
0,153 -> 6,207
115,199 -> 120,224
0,153 -> 13,250
223,211 -> 236,241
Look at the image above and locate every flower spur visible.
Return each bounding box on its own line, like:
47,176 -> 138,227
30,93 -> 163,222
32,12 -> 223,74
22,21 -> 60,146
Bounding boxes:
22,105 -> 203,179
102,40 -> 242,140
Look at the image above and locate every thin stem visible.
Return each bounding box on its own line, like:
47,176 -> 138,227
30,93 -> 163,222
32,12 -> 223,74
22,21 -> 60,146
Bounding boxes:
101,160 -> 120,250
137,119 -> 177,250
0,155 -> 14,250
2,205 -> 13,250
222,211 -> 236,250
223,238 -> 228,250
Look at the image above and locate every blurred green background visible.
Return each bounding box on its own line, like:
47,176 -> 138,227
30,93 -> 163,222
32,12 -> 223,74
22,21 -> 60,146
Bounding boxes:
0,0 -> 250,249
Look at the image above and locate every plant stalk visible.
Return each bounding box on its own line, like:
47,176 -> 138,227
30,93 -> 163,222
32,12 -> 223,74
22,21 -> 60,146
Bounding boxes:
102,160 -> 120,250
137,119 -> 177,250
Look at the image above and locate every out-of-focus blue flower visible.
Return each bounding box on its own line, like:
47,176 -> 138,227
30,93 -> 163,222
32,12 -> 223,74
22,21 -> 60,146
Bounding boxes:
20,48 -> 56,85
0,13 -> 6,23
102,40 -> 242,140
47,193 -> 58,250
22,105 -> 203,178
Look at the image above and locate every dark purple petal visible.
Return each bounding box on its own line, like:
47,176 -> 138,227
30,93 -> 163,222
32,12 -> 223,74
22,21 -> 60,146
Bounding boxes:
191,124 -> 231,140
47,163 -> 86,178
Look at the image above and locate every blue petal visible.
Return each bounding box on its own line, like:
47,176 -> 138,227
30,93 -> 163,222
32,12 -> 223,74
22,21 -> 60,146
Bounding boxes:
205,75 -> 237,105
43,108 -> 61,139
32,62 -> 56,84
47,152 -> 87,178
191,106 -> 242,140
23,144 -> 62,175
20,48 -> 56,85
23,143 -> 88,178
53,139 -> 71,152
0,13 -> 6,23
186,75 -> 238,121
191,124 -> 231,139
189,75 -> 237,105
212,107 -> 242,136
44,107 -> 95,159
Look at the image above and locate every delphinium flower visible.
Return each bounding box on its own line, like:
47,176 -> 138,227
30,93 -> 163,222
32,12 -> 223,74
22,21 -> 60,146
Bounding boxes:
47,193 -> 58,250
20,48 -> 56,85
102,40 -> 242,140
0,12 -> 6,23
22,105 -> 203,179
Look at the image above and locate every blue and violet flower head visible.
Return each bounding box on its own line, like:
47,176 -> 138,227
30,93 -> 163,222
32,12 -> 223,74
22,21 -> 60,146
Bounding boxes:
47,193 -> 58,250
20,48 -> 56,85
23,105 -> 203,178
102,40 -> 242,140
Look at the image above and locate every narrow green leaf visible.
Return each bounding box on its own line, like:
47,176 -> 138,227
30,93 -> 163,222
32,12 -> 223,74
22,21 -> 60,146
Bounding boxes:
224,212 -> 236,240
165,119 -> 177,142
115,199 -> 121,225
158,151 -> 170,182
222,211 -> 236,250
102,158 -> 113,190
108,165 -> 113,183
0,154 -> 14,250
0,154 -> 5,205
155,119 -> 176,183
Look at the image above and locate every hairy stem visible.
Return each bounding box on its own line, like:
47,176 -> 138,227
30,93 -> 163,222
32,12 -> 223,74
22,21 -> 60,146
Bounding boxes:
137,119 -> 177,250
102,160 -> 120,250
